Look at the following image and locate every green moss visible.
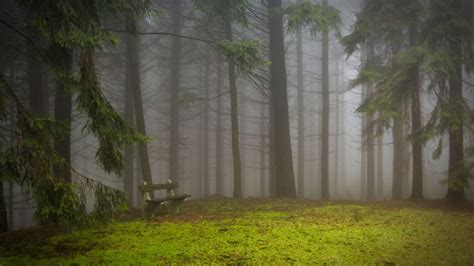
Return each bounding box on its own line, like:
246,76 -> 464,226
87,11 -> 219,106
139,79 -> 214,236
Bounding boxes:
1,199 -> 474,265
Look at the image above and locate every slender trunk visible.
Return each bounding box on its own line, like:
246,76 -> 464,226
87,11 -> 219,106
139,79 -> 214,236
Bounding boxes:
366,47 -> 375,201
260,102 -> 267,197
215,61 -> 224,195
225,17 -> 243,198
392,117 -> 405,200
169,0 -> 182,182
445,0 -> 468,200
0,182 -> 7,232
203,53 -> 210,197
268,0 -> 296,198
296,7 -> 305,198
128,22 -> 153,191
321,0 -> 330,200
446,43 -> 465,199
360,86 -> 367,201
340,83 -> 346,197
268,105 -> 277,197
391,40 -> 404,200
377,135 -> 384,199
124,38 -> 135,206
409,23 -> 423,199
53,46 -> 72,183
334,55 -> 340,199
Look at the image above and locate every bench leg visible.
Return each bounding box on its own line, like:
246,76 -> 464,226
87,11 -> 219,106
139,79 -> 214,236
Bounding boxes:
166,198 -> 185,214
143,202 -> 155,219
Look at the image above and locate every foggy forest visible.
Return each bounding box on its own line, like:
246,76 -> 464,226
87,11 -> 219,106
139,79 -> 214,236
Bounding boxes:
1,0 -> 474,264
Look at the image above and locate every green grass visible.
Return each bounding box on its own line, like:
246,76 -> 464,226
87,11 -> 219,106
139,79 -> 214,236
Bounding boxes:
1,198 -> 474,265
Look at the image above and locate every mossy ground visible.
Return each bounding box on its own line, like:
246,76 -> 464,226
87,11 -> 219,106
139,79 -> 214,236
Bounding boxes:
1,198 -> 474,265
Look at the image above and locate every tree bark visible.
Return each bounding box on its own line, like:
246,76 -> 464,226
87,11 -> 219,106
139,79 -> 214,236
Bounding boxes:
409,20 -> 423,200
360,90 -> 367,201
296,5 -> 305,198
366,47 -> 375,201
321,0 -> 330,200
169,0 -> 182,182
391,40 -> 404,200
128,22 -> 153,193
53,46 -> 73,183
202,52 -> 210,197
268,104 -> 277,197
334,54 -> 340,199
445,0 -> 469,200
225,16 -> 243,198
215,60 -> 224,196
268,0 -> 296,198
260,101 -> 267,197
0,181 -> 7,232
124,35 -> 135,206
377,135 -> 384,199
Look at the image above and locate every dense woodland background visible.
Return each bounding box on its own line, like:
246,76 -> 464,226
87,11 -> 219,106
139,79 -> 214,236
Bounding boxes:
1,0 -> 474,232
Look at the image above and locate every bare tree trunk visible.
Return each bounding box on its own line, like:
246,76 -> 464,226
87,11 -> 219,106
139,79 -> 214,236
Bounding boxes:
321,0 -> 330,200
260,102 -> 267,197
268,0 -> 296,198
225,17 -> 243,198
0,182 -> 6,232
340,85 -> 346,198
268,105 -> 277,197
54,46 -> 72,182
446,16 -> 466,199
215,61 -> 224,195
124,38 -> 135,206
390,40 -> 404,200
203,53 -> 210,197
360,86 -> 367,201
128,22 -> 153,192
296,0 -> 305,198
169,0 -> 182,182
392,116 -> 405,200
377,135 -> 384,199
334,55 -> 340,199
409,22 -> 423,200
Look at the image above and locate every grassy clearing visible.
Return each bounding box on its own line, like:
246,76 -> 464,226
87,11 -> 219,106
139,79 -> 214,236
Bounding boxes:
1,198 -> 474,265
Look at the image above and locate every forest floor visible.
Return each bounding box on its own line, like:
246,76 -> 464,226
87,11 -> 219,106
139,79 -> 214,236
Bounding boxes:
1,198 -> 474,265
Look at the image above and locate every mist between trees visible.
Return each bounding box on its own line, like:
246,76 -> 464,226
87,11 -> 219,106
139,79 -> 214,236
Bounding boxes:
0,0 -> 473,231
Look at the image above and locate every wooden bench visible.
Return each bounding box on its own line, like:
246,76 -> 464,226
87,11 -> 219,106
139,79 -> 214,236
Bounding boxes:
139,179 -> 191,218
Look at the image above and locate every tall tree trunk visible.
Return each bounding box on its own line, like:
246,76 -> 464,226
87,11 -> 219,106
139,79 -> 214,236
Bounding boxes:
366,47 -> 375,201
268,104 -> 277,197
225,16 -> 243,198
296,0 -> 305,198
334,54 -> 340,199
202,53 -> 210,197
169,0 -> 182,182
409,21 -> 423,199
445,0 -> 469,200
54,46 -> 73,183
360,85 -> 367,201
340,81 -> 346,197
260,102 -> 267,197
128,22 -> 153,192
391,40 -> 404,200
268,0 -> 296,198
124,38 -> 135,206
446,43 -> 465,199
215,60 -> 224,195
377,135 -> 384,199
0,181 -> 6,232
321,0 -> 330,200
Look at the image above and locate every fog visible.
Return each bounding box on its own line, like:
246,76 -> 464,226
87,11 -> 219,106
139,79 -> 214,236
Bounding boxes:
1,0 -> 474,231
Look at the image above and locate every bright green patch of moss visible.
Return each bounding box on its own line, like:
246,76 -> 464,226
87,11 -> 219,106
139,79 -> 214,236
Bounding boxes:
1,199 -> 473,265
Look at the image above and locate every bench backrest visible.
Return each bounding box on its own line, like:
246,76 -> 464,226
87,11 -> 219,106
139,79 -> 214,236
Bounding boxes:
139,179 -> 178,200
